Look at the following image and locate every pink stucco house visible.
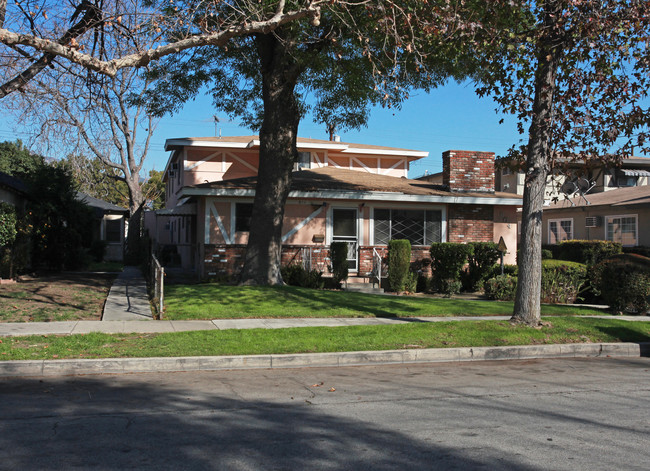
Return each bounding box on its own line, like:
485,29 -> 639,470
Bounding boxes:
145,136 -> 521,280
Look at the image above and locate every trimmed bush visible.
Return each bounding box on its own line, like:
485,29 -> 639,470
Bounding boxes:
281,264 -> 324,290
541,249 -> 553,260
463,242 -> 500,292
593,254 -> 650,314
430,243 -> 474,295
388,239 -> 411,292
484,260 -> 587,304
484,274 -> 517,301
554,240 -> 622,265
623,246 -> 650,258
329,242 -> 349,286
540,260 -> 587,304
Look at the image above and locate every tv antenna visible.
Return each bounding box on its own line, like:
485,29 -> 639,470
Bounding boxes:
560,177 -> 595,206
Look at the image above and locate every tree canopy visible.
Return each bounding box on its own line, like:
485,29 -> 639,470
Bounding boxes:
474,0 -> 650,325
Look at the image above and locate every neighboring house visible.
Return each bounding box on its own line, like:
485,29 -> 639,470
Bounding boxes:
496,155 -> 650,204
76,193 -> 129,262
542,185 -> 650,247
0,171 -> 28,211
145,137 -> 522,280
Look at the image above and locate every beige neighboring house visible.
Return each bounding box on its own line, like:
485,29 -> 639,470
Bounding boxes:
145,136 -> 522,280
496,155 -> 650,204
542,185 -> 650,247
76,193 -> 129,262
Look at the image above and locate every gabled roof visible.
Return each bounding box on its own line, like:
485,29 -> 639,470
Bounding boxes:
183,167 -> 522,206
76,192 -> 129,214
164,136 -> 429,159
546,185 -> 650,210
0,171 -> 28,196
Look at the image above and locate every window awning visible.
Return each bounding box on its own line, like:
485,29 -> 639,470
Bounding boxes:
620,169 -> 650,177
155,203 -> 197,216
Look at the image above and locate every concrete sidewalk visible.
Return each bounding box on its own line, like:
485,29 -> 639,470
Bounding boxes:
0,315 -> 648,337
102,266 -> 153,321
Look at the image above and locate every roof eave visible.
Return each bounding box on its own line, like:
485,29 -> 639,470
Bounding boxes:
182,187 -> 522,206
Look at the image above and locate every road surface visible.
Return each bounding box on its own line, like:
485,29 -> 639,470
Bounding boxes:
1,357 -> 648,470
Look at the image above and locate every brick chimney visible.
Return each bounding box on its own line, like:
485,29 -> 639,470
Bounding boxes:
442,150 -> 495,193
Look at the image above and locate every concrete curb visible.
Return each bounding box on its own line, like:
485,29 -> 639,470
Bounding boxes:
1,342 -> 648,378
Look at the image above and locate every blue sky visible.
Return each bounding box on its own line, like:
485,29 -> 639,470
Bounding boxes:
148,80 -> 524,178
1,79 -> 645,178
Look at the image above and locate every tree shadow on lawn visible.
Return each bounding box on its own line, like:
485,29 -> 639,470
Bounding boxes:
596,325 -> 650,354
0,374 -> 538,471
0,274 -> 115,321
169,284 -> 516,319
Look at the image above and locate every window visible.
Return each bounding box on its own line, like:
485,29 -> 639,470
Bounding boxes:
105,219 -> 122,243
606,215 -> 637,246
502,167 -> 512,176
295,152 -> 311,170
374,209 -> 442,246
548,218 -> 573,244
235,203 -> 254,232
614,171 -> 638,187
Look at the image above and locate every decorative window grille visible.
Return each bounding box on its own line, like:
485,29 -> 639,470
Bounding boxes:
374,209 -> 442,246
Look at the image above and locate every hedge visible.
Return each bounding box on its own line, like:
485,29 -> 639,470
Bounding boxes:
430,243 -> 474,295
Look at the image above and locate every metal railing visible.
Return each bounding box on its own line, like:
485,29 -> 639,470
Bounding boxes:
371,247 -> 386,288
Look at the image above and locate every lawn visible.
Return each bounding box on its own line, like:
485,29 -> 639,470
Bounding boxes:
164,284 -> 607,319
0,273 -> 116,322
1,317 -> 647,360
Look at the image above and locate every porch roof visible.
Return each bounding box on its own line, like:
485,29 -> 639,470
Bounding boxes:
182,167 -> 522,206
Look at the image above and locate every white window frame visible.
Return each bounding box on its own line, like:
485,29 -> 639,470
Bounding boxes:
605,214 -> 638,247
547,218 -> 573,244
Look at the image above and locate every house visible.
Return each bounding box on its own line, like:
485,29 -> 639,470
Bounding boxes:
76,193 -> 129,262
542,185 -> 650,247
145,137 -> 522,280
496,155 -> 650,203
0,171 -> 28,211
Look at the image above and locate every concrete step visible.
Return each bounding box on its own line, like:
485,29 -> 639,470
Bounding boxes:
344,282 -> 384,294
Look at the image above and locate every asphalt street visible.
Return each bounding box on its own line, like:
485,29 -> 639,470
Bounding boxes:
1,357 -> 649,470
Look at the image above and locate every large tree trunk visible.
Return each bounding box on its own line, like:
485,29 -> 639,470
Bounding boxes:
239,32 -> 301,285
512,1 -> 561,326
125,183 -> 146,264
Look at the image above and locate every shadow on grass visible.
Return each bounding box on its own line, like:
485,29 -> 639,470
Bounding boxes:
165,283 -> 608,320
596,325 -> 650,355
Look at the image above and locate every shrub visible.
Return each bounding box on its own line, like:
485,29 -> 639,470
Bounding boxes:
329,242 -> 349,285
0,202 -> 17,248
593,254 -> 650,314
541,249 -> 553,259
554,240 -> 622,265
430,243 -> 474,295
484,275 -> 517,301
404,271 -> 418,294
388,239 -> 411,292
89,240 -> 108,263
540,260 -> 587,304
463,242 -> 500,292
280,264 -> 324,289
623,246 -> 650,258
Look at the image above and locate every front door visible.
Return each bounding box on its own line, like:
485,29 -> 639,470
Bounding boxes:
332,208 -> 358,272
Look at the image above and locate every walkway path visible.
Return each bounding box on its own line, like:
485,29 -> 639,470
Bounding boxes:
102,266 -> 153,321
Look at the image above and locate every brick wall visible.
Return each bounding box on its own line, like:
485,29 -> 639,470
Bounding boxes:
443,150 -> 495,193
203,244 -> 331,279
203,244 -> 435,279
447,205 -> 494,243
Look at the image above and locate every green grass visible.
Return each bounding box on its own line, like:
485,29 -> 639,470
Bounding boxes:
0,317 -> 647,361
164,284 -> 606,319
